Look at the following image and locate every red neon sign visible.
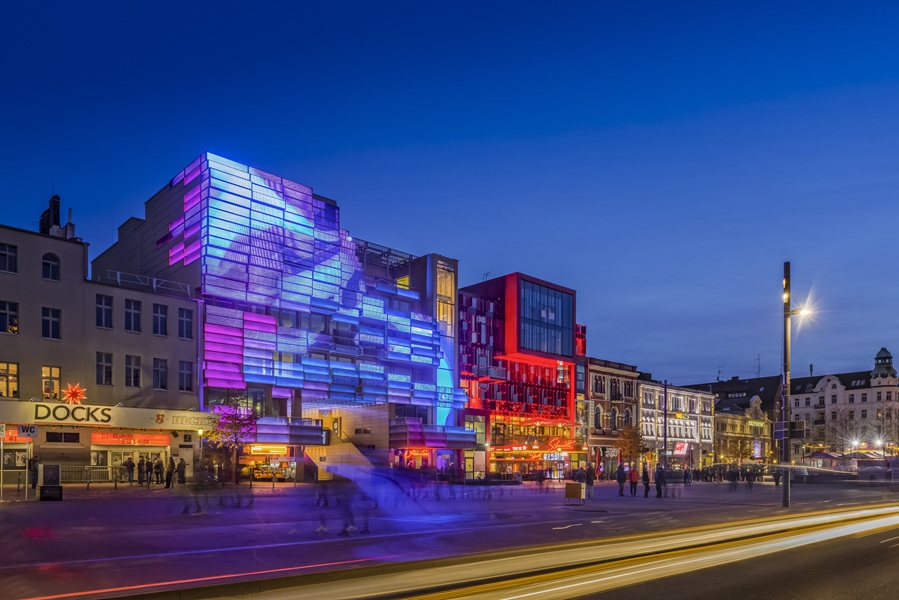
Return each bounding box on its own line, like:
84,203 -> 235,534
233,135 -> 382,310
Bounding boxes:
547,437 -> 576,452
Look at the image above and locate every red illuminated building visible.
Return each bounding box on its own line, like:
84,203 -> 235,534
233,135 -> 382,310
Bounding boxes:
459,273 -> 584,479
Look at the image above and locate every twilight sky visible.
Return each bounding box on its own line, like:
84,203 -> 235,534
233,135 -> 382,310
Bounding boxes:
2,2 -> 898,385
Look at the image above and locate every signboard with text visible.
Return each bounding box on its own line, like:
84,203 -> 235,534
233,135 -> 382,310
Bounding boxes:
0,402 -> 218,431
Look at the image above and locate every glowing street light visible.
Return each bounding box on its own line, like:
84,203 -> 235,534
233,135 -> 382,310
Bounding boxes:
782,262 -> 813,508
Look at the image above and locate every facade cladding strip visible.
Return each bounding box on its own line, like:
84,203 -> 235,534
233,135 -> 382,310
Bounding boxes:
163,153 -> 466,413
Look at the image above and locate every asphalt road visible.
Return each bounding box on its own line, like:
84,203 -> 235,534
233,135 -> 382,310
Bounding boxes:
583,516 -> 899,600
0,479 -> 895,600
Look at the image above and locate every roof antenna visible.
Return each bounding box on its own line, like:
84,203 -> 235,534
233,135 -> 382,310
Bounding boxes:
810,363 -> 813,377
754,353 -> 761,378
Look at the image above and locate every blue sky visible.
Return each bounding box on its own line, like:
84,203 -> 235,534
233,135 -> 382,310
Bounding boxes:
2,2 -> 898,384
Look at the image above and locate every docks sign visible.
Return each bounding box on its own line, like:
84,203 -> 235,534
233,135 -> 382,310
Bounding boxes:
0,401 -> 218,431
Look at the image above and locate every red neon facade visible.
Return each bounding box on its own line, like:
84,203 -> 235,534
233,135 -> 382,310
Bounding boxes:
459,273 -> 580,479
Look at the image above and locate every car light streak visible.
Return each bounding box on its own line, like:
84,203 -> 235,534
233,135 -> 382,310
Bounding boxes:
19,556 -> 398,600
243,505 -> 899,600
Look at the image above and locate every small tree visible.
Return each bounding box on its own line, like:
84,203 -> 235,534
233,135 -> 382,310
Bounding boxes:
617,425 -> 646,465
205,390 -> 257,483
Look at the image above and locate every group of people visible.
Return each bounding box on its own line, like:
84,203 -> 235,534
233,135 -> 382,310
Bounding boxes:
121,456 -> 187,488
572,462 -> 673,499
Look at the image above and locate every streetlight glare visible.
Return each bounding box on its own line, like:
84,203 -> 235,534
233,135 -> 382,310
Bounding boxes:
797,307 -> 811,317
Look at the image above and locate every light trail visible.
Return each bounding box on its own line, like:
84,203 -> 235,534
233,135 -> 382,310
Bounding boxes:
219,504 -> 899,600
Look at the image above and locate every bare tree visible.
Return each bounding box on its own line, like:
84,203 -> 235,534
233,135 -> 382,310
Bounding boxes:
205,390 -> 257,484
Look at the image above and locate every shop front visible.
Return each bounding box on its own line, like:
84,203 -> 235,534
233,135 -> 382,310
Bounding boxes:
0,400 -> 218,483
240,443 -> 297,483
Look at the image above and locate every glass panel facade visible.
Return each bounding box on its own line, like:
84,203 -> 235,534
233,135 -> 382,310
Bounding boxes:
519,280 -> 573,357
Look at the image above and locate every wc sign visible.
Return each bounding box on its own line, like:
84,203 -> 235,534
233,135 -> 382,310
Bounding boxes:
18,425 -> 38,438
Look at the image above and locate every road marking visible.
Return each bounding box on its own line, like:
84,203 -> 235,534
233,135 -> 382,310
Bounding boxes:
552,524 -> 583,530
879,535 -> 899,544
591,521 -> 604,524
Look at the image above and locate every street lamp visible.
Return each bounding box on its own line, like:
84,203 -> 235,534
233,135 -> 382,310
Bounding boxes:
197,428 -> 204,475
782,261 -> 812,508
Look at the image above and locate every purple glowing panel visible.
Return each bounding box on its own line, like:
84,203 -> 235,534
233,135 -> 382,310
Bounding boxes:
162,153 -> 459,410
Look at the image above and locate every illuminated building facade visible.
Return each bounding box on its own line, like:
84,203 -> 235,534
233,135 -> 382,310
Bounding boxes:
639,378 -> 715,469
583,357 -> 640,476
0,197 -> 207,484
92,153 -> 473,478
459,273 -> 579,479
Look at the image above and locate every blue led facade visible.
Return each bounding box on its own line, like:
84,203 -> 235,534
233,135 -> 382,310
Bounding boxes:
163,153 -> 468,422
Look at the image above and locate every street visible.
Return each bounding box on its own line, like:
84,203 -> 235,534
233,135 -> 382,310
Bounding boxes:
1,479 -> 897,599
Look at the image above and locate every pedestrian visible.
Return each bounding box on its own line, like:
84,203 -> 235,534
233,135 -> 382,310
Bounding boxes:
655,464 -> 665,498
628,463 -> 639,496
124,456 -> 135,485
28,457 -> 39,490
616,463 -> 626,496
574,466 -> 586,503
154,458 -> 164,484
177,458 -> 187,485
138,457 -> 146,485
773,467 -> 782,487
165,457 -> 176,488
683,468 -> 691,486
642,465 -> 650,498
585,463 -> 596,501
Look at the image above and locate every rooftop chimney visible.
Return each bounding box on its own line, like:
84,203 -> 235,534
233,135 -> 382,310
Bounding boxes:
39,195 -> 61,234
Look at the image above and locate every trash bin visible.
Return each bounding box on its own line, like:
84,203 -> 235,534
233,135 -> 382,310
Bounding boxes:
565,482 -> 585,504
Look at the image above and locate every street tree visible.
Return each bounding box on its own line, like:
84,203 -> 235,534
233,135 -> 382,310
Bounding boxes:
617,424 -> 647,465
205,390 -> 257,483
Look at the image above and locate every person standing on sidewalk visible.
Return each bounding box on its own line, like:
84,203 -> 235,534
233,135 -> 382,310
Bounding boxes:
628,463 -> 639,496
655,464 -> 665,498
176,458 -> 187,485
615,463 -> 626,496
165,457 -> 176,488
137,458 -> 146,485
585,463 -> 596,501
642,465 -> 651,498
124,457 -> 135,486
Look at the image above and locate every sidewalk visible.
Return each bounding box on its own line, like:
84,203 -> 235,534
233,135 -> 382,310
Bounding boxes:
0,479 -> 310,501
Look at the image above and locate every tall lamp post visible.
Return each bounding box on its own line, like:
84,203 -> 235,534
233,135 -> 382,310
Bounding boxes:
197,428 -> 205,477
782,261 -> 811,508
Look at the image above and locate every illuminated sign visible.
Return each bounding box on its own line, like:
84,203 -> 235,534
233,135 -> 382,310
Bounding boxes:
547,437 -> 576,451
248,445 -> 288,455
675,412 -> 685,419
748,420 -> 766,428
62,383 -> 87,405
91,432 -> 171,446
35,404 -> 112,424
674,442 -> 690,456
404,449 -> 431,457
500,445 -> 528,452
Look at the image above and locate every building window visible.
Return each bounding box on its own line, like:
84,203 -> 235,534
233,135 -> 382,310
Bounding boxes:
42,253 -> 60,281
889,392 -> 893,402
96,352 -> 113,386
849,411 -> 855,420
178,361 -> 193,392
46,432 -> 80,443
0,362 -> 18,398
42,307 -> 61,339
125,299 -> 141,332
848,394 -> 854,403
877,392 -> 882,402
153,358 -> 168,390
794,399 -> 800,407
0,243 -> 17,273
152,304 -> 168,336
42,365 -> 61,400
862,410 -> 868,419
831,411 -> 837,420
178,308 -> 193,339
96,295 -> 113,328
125,355 -> 141,387
862,393 -> 867,403
0,300 -> 18,335
805,398 -> 810,406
